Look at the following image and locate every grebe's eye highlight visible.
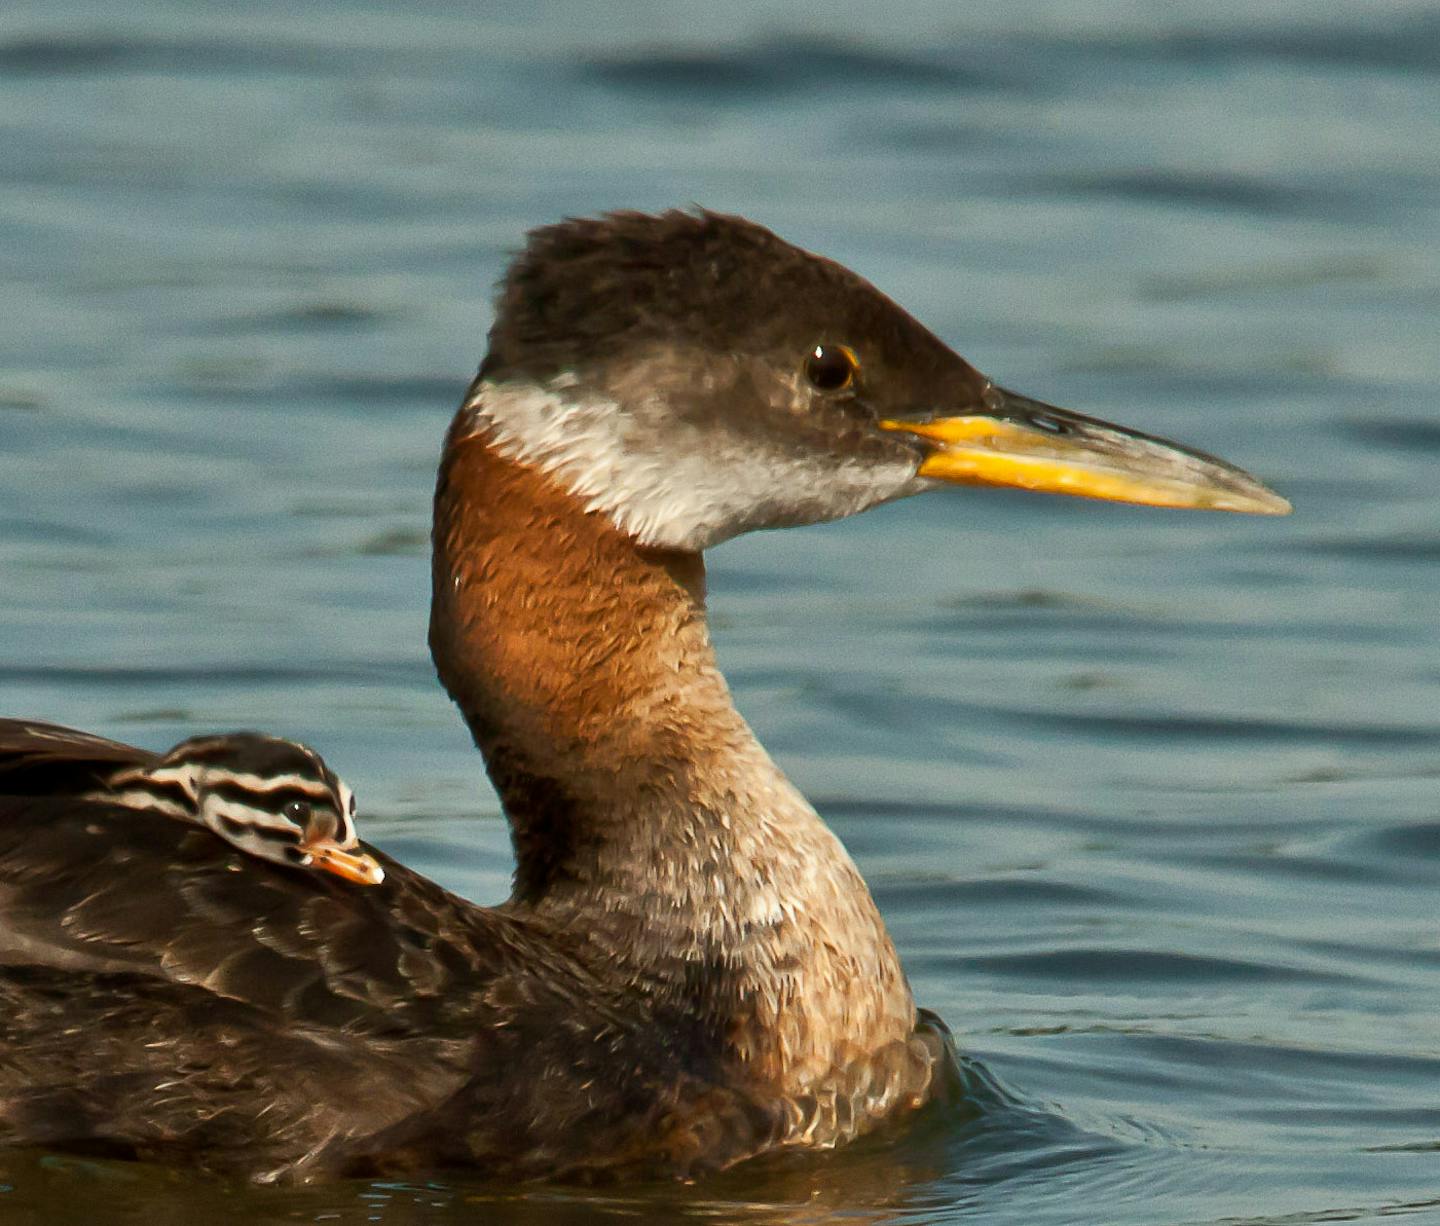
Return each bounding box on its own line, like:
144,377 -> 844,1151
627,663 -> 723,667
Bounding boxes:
804,344 -> 857,393
283,800 -> 311,825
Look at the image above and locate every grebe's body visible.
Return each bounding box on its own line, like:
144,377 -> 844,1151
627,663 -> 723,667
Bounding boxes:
0,210 -> 1286,1182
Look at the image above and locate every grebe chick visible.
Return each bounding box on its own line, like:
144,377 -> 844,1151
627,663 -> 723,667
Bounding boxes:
0,719 -> 381,885
100,732 -> 383,887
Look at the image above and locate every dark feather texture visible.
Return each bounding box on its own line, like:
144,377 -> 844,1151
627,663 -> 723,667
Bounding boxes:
0,784 -> 808,1181
0,721 -> 943,1184
0,719 -> 155,795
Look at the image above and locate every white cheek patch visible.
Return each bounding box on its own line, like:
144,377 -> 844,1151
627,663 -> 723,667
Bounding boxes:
463,379 -> 925,551
335,779 -> 358,848
98,787 -> 191,820
138,762 -> 201,805
199,796 -> 300,836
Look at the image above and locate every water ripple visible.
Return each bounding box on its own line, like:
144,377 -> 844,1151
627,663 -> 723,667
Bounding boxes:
947,948 -> 1365,988
581,38 -> 992,99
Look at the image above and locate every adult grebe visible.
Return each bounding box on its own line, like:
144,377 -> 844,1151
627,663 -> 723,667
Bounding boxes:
0,210 -> 1288,1183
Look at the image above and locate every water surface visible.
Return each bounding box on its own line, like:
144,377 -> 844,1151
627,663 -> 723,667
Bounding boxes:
2,2 -> 1439,1223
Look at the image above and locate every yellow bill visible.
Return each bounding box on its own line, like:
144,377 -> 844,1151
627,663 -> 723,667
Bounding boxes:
304,843 -> 386,887
881,391 -> 1290,515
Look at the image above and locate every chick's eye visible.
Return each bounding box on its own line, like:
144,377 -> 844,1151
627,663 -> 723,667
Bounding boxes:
805,344 -> 857,392
283,800 -> 311,824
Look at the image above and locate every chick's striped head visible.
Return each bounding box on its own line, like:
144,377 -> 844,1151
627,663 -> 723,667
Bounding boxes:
111,733 -> 383,886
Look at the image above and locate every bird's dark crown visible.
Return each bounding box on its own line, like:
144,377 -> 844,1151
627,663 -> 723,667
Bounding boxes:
480,208 -> 968,406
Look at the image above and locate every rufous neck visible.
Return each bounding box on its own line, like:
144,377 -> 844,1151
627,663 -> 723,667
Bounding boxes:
430,419 -> 736,897
429,414 -> 915,1084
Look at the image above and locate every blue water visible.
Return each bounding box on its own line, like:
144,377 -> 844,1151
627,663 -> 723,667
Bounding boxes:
3,2 -> 1440,1222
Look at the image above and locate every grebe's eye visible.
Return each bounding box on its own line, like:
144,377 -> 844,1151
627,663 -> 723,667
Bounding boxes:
804,344 -> 857,393
283,800 -> 311,825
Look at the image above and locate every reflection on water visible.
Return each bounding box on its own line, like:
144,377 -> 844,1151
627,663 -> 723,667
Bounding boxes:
0,1058 -> 1117,1226
3,0 -> 1440,1223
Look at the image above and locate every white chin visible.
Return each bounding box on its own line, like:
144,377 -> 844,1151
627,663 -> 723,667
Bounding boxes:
465,379 -> 926,552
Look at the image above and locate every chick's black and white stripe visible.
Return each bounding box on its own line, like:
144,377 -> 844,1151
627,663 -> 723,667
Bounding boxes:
95,733 -> 369,876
